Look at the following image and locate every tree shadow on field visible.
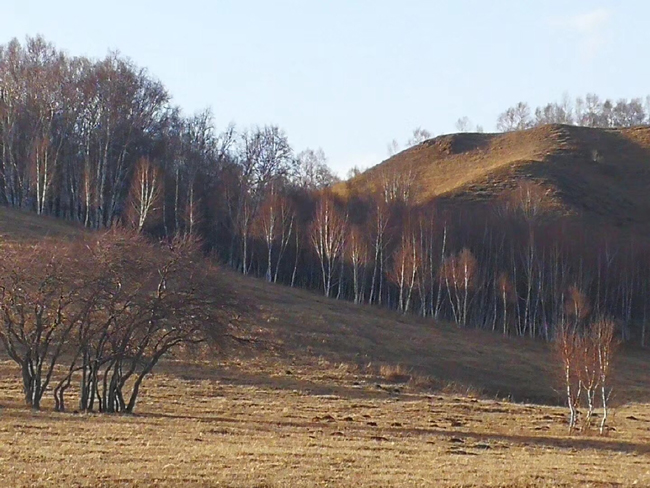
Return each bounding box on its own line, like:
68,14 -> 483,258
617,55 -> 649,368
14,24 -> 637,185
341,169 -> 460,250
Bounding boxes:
128,406 -> 650,457
159,341 -> 650,408
397,425 -> 650,455
159,360 -> 405,401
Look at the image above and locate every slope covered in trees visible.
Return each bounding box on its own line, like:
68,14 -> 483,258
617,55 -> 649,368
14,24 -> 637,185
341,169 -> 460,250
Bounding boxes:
334,125 -> 650,346
1,203 -> 649,406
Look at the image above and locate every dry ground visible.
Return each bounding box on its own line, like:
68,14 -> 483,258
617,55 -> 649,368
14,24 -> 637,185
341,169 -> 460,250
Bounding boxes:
1,357 -> 650,487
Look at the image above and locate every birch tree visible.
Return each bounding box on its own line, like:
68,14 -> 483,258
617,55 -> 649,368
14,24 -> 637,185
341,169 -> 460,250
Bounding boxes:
310,194 -> 347,298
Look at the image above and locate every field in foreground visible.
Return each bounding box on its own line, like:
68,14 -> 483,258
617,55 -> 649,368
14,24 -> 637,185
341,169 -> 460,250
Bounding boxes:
1,358 -> 650,487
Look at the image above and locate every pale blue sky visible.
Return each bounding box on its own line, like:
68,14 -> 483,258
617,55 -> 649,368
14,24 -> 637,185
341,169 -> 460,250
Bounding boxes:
4,1 -> 646,175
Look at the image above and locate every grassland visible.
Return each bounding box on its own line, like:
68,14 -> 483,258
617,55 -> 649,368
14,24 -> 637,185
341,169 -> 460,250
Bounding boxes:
2,208 -> 650,486
2,355 -> 650,487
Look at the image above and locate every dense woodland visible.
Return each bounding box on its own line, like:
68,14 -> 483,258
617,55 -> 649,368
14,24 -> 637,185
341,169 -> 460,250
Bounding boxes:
2,35 -> 650,354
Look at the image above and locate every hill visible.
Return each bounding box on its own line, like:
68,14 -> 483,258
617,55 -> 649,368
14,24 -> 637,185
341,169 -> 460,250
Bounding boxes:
339,124 -> 650,231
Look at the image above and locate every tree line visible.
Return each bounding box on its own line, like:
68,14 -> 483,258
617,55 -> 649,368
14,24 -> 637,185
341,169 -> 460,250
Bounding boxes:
0,36 -> 337,229
390,94 -> 650,157
494,94 -> 650,132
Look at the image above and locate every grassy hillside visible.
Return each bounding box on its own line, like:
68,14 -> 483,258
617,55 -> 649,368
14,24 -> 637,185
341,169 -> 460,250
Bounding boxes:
0,206 -> 85,241
339,124 -> 650,230
229,270 -> 650,404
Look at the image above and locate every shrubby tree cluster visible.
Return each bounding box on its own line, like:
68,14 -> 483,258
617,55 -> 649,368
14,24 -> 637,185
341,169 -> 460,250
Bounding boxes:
556,317 -> 616,434
0,233 -> 234,412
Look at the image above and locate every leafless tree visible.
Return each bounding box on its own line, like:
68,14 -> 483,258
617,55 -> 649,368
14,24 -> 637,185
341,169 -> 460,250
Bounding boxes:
126,157 -> 162,232
294,148 -> 338,189
555,322 -> 582,432
406,127 -> 432,147
254,190 -> 295,282
0,233 -> 236,413
347,225 -> 369,304
379,165 -> 417,204
455,117 -> 473,132
555,317 -> 617,434
310,194 -> 347,297
0,240 -> 96,409
496,102 -> 533,132
391,226 -> 419,313
440,248 -> 478,327
386,139 -> 400,157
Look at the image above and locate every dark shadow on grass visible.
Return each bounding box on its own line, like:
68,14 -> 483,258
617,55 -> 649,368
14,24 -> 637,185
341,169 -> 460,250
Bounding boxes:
393,425 -> 650,455
109,406 -> 650,456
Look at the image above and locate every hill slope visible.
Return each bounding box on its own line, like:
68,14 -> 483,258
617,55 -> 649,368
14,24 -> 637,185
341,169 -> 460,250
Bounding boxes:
340,124 -> 650,230
0,207 -> 85,240
2,205 -> 649,404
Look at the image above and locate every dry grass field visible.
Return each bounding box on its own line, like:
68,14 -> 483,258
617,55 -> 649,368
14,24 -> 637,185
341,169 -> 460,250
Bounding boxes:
2,207 -> 650,486
2,356 -> 650,487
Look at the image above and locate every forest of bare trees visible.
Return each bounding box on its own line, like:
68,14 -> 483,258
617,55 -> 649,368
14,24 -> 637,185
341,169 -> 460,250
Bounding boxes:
2,35 -> 650,359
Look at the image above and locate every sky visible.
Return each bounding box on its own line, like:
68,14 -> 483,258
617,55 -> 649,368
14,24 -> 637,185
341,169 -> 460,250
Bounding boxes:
3,0 -> 647,176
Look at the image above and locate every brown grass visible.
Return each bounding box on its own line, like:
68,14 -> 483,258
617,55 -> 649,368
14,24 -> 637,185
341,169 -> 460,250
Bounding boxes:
0,206 -> 85,241
337,124 -> 650,231
226,270 -> 650,406
2,357 -> 650,487
379,363 -> 412,383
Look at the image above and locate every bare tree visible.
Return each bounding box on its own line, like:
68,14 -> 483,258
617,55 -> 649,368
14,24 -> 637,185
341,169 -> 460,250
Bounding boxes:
0,233 -> 235,413
347,224 -> 369,304
534,101 -> 574,126
391,226 -> 419,313
406,127 -> 432,147
440,248 -> 478,327
254,190 -> 295,282
555,322 -> 582,433
310,194 -> 347,297
386,139 -> 400,157
379,165 -> 417,204
593,317 -> 617,434
126,157 -> 162,232
555,317 -> 617,434
455,117 -> 473,132
229,125 -> 294,273
0,240 -> 99,409
294,148 -> 338,190
496,102 -> 533,132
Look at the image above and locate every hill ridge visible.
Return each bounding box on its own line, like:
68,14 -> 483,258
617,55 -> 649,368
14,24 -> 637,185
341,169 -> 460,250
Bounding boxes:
339,124 -> 650,230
